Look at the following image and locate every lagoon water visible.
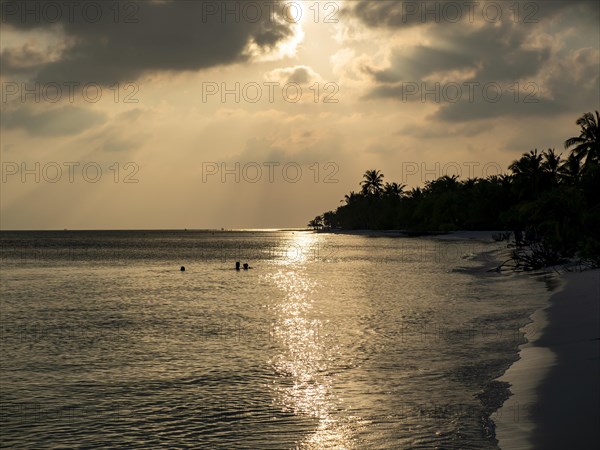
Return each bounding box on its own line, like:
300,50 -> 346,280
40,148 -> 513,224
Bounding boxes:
0,230 -> 554,449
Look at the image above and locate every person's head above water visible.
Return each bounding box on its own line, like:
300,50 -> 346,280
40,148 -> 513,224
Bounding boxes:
180,266 -> 185,272
243,263 -> 249,270
235,261 -> 240,270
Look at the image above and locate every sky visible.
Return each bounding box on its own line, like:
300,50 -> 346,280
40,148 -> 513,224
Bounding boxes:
1,0 -> 599,229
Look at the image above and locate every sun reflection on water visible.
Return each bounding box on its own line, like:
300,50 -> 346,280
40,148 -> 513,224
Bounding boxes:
274,232 -> 322,266
265,232 -> 357,448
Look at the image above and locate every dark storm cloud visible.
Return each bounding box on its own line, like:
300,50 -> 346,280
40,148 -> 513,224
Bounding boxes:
344,0 -> 598,29
366,45 -> 473,83
358,1 -> 599,121
432,89 -> 562,122
0,42 -> 59,74
431,48 -> 600,122
366,20 -> 551,88
0,0 -> 296,84
343,0 -> 466,28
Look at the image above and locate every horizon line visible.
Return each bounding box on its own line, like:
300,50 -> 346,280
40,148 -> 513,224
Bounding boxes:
0,228 -> 311,232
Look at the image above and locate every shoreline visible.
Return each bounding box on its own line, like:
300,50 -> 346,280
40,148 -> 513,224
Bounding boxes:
493,269 -> 600,449
316,229 -> 507,240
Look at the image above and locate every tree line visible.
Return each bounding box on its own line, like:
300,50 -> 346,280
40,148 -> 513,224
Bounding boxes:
308,111 -> 600,268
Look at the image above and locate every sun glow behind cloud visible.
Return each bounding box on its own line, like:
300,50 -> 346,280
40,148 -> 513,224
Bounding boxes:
247,27 -> 305,62
0,0 -> 598,229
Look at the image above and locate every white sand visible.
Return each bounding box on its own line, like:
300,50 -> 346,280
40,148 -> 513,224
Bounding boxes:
494,269 -> 600,449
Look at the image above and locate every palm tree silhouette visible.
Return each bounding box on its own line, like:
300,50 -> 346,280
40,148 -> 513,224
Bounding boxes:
322,211 -> 337,229
360,170 -> 384,196
559,153 -> 582,185
564,111 -> 600,170
509,149 -> 543,177
383,182 -> 406,198
509,149 -> 545,198
307,215 -> 323,230
541,148 -> 562,187
342,191 -> 360,205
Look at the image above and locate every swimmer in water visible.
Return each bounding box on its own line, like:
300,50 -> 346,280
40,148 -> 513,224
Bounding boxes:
180,266 -> 185,272
243,263 -> 249,270
235,261 -> 241,271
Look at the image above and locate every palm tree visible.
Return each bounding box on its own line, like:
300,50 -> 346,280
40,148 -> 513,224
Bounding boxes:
408,187 -> 423,200
509,149 -> 545,199
307,215 -> 323,230
559,153 -> 582,185
424,175 -> 460,195
383,182 -> 406,198
360,169 -> 384,196
564,111 -> 600,169
342,191 -> 360,205
322,211 -> 337,229
541,148 -> 562,186
509,149 -> 543,177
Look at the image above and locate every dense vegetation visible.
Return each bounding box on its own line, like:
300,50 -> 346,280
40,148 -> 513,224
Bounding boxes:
308,112 -> 600,268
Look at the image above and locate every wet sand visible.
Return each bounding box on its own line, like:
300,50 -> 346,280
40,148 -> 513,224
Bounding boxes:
494,269 -> 600,449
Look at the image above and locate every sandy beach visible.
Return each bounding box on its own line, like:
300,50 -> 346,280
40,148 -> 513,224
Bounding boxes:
316,229 -> 506,240
494,269 -> 600,449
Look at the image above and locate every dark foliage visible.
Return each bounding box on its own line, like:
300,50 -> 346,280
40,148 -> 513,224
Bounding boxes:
309,112 -> 600,267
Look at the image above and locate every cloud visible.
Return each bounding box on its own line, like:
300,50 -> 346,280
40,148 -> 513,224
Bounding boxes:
432,46 -> 600,122
342,0 -> 450,29
354,2 -> 599,122
396,121 -> 489,139
1,0 -> 299,84
365,20 -> 551,87
344,1 -> 598,30
265,65 -> 321,85
0,40 -> 64,74
1,105 -> 106,136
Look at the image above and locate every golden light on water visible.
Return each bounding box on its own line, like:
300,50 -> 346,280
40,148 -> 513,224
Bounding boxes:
266,232 -> 354,447
274,231 -> 323,266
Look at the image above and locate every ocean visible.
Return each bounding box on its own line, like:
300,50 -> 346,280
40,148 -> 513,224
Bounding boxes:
0,230 -> 555,449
